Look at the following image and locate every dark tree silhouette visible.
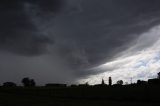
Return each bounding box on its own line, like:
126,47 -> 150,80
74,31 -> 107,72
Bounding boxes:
109,77 -> 112,86
117,80 -> 123,85
22,77 -> 30,87
158,72 -> 160,79
30,79 -> 36,87
22,77 -> 36,87
3,82 -> 17,87
101,79 -> 105,85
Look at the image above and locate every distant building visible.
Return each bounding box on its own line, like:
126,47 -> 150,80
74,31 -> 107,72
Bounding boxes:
137,80 -> 147,85
148,79 -> 160,85
78,82 -> 89,87
45,83 -> 67,87
70,84 -> 78,87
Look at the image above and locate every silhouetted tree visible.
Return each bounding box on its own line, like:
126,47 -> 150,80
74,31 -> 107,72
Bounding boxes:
117,80 -> 123,85
109,77 -> 112,86
101,79 -> 105,85
22,77 -> 36,87
22,77 -> 30,87
30,79 -> 36,87
3,82 -> 17,87
158,72 -> 160,79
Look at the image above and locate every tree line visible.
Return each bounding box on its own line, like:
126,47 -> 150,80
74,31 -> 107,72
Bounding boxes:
1,72 -> 160,87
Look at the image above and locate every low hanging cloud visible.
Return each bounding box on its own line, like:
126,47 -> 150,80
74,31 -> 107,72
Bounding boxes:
0,0 -> 61,55
0,0 -> 160,84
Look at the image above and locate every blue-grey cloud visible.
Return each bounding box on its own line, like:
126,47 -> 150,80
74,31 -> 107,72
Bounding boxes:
0,0 -> 160,84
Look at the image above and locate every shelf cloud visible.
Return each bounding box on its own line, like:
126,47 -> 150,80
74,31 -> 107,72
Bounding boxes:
0,0 -> 160,84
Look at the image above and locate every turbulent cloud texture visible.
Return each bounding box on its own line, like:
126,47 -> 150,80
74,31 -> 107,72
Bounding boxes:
82,25 -> 160,84
0,0 -> 160,84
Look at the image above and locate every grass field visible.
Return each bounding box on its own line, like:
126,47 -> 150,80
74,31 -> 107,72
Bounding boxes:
0,85 -> 160,106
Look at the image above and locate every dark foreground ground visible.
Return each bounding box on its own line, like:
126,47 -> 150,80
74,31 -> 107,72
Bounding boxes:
0,85 -> 160,106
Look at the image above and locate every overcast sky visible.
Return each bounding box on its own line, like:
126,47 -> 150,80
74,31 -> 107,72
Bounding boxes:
0,0 -> 160,85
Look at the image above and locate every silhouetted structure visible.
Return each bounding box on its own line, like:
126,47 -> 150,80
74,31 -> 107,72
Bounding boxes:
3,82 -> 17,87
22,77 -> 36,87
93,79 -> 107,87
117,80 -> 123,85
30,79 -> 36,87
148,79 -> 160,85
109,77 -> 112,86
158,72 -> 160,79
22,78 -> 30,87
70,84 -> 78,87
101,79 -> 105,85
45,83 -> 67,87
137,80 -> 147,85
78,83 -> 90,87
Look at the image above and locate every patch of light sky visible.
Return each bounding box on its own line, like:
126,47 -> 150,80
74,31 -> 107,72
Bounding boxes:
78,25 -> 160,85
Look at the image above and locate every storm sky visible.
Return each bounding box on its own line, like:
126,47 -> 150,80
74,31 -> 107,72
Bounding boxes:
1,0 -> 160,85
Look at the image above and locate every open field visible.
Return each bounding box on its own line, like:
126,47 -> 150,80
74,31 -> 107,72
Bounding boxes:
0,85 -> 160,106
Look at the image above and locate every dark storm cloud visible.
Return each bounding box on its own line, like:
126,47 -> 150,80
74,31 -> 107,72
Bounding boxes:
52,0 -> 160,70
0,0 -> 62,55
1,0 -> 160,84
